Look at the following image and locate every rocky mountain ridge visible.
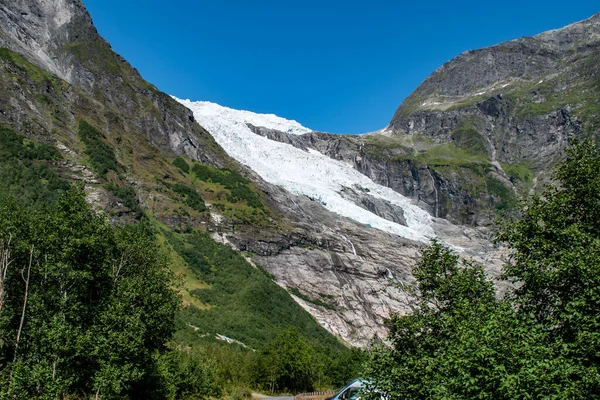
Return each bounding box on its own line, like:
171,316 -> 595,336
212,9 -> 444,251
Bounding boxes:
0,0 -> 595,347
0,0 -> 223,165
253,13 -> 600,227
0,0 -> 456,346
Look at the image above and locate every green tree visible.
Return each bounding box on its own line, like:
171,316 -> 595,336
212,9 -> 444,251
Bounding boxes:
498,139 -> 600,393
154,346 -> 221,399
0,190 -> 180,399
78,120 -> 121,178
172,157 -> 190,174
253,328 -> 316,393
365,140 -> 600,398
365,241 -> 505,399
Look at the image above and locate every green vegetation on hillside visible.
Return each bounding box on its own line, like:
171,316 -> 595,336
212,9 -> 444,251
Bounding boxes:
77,119 -> 149,219
169,183 -> 207,213
78,119 -> 121,178
506,58 -> 600,125
365,140 -> 600,398
165,229 -> 363,391
0,192 -> 184,399
414,143 -> 489,167
289,288 -> 337,311
0,125 -> 361,397
105,181 -> 144,217
362,134 -> 415,159
450,122 -> 489,156
363,133 -> 490,167
0,126 -> 68,206
501,161 -> 534,184
172,156 -> 190,173
0,48 -> 62,90
192,163 -> 264,210
168,229 -> 340,349
486,176 -> 514,210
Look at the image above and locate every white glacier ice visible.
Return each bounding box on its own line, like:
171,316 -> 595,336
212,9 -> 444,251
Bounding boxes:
174,97 -> 435,243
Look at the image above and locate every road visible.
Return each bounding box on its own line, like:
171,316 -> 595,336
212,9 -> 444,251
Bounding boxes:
265,397 -> 294,400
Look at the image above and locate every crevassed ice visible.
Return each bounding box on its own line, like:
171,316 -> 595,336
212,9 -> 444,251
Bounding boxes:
174,97 -> 435,242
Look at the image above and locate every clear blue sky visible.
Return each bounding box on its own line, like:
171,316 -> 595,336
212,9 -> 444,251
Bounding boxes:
83,1 -> 598,133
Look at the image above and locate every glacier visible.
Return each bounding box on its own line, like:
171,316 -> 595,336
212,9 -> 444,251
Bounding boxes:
174,98 -> 435,243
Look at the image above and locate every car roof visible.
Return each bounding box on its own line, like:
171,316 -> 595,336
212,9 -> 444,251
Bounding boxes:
345,379 -> 368,389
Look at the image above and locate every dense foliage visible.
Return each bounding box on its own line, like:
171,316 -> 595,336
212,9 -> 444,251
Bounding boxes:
0,193 -> 181,399
169,231 -> 339,349
172,157 -> 190,174
253,328 -> 318,393
105,182 -> 144,218
78,120 -> 121,178
0,124 -> 365,397
365,140 -> 600,399
0,126 -> 68,206
169,183 -> 207,213
192,163 -> 264,209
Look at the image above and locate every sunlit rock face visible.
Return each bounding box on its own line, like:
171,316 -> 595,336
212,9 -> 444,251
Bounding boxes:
176,97 -> 503,346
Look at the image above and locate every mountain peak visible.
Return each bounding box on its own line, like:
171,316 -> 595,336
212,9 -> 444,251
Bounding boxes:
0,0 -> 95,83
390,12 -> 600,123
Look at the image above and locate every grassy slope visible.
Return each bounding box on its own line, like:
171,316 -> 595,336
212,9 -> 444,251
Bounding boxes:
167,228 -> 345,351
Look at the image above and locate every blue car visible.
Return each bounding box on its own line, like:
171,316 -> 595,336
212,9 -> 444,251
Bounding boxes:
326,379 -> 367,400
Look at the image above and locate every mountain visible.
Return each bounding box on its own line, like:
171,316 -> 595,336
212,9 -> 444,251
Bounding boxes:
173,98 -> 503,346
268,13 -> 600,227
0,0 -> 460,350
0,0 -> 362,356
169,13 -> 599,344
0,0 -> 225,166
0,0 -> 597,351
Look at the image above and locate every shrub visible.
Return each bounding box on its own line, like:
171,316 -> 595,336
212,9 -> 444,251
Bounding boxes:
171,183 -> 206,213
78,120 -> 120,178
192,164 -> 263,209
172,157 -> 190,174
105,182 -> 143,218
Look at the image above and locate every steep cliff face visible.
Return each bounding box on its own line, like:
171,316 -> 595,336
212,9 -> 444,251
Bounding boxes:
0,0 -> 83,81
0,0 -> 224,164
317,131 -> 511,226
392,12 -> 600,125
388,11 -> 600,179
